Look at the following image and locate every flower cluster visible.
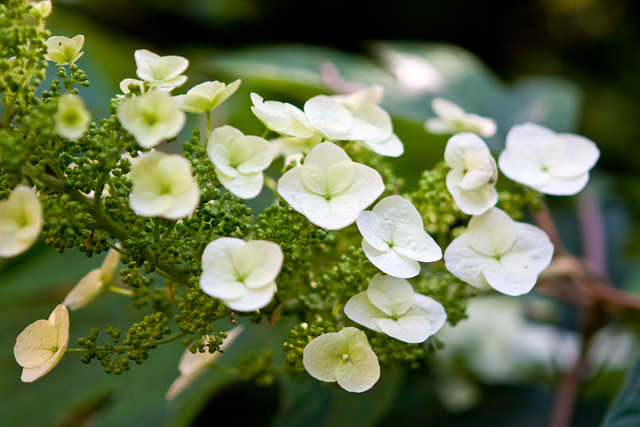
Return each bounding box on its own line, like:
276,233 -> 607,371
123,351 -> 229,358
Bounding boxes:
4,2 -> 604,398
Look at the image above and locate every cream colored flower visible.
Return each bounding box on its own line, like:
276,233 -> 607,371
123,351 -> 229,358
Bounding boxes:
55,94 -> 91,141
0,185 -> 43,258
207,126 -> 274,199
134,49 -> 189,90
14,304 -> 69,382
63,249 -> 120,310
173,80 -> 241,114
129,151 -> 200,219
425,98 -> 496,138
45,35 -> 84,65
117,90 -> 186,148
29,1 -> 52,19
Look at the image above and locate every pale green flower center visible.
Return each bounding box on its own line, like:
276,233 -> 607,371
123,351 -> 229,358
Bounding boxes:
341,353 -> 349,362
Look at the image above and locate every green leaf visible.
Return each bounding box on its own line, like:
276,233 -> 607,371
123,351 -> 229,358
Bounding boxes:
602,354 -> 640,427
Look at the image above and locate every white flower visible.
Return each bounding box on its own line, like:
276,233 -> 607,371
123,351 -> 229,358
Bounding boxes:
45,35 -> 84,65
425,98 -> 496,138
0,185 -> 43,258
118,78 -> 146,97
54,94 -> 91,140
207,126 -> 274,199
444,208 -> 554,296
498,123 -> 600,196
444,133 -> 498,215
63,248 -> 120,310
166,326 -> 244,400
129,151 -> 200,219
200,237 -> 283,312
134,49 -> 189,90
277,142 -> 384,230
357,195 -> 441,278
173,80 -> 241,114
117,90 -> 186,148
14,304 -> 69,382
344,274 -> 446,343
330,87 -> 404,157
250,93 -> 315,138
303,327 -> 380,393
29,1 -> 52,19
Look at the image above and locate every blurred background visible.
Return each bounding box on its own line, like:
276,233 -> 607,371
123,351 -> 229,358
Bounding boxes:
3,0 -> 640,425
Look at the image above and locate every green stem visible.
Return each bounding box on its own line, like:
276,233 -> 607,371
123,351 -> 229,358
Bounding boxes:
107,285 -> 133,296
205,112 -> 212,141
26,163 -> 190,284
261,128 -> 271,139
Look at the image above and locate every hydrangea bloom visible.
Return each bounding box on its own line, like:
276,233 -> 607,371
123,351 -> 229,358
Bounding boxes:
425,98 -> 496,138
207,126 -> 273,199
303,327 -> 380,393
14,304 -> 69,382
173,80 -> 241,114
200,237 -> 284,312
45,35 -> 84,65
444,133 -> 498,215
250,93 -> 315,138
117,90 -> 186,148
498,123 -> 600,196
166,326 -> 244,400
134,49 -> 189,90
344,274 -> 446,343
63,248 -> 120,310
444,208 -> 554,296
251,90 -> 403,157
54,94 -> 91,141
357,195 -> 441,278
129,151 -> 200,219
278,142 -> 384,230
0,185 -> 43,257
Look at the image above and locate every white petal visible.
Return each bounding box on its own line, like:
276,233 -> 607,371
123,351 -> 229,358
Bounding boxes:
362,239 -> 420,278
534,173 -> 590,196
301,161 -> 354,196
499,123 -> 556,188
356,211 -> 391,251
446,170 -> 498,216
466,208 -> 516,256
443,235 -> 490,288
217,169 -> 264,200
302,332 -> 346,382
367,274 -> 414,316
378,315 -> 432,343
424,118 -> 451,134
63,268 -> 104,310
223,282 -> 276,312
339,327 -> 372,348
546,134 -> 599,179
328,163 -> 384,217
432,98 -> 466,120
360,133 -> 404,157
372,195 -> 424,230
409,293 -> 447,335
14,320 -> 58,368
481,257 -> 539,296
200,238 -> 245,300
234,137 -> 273,174
334,343 -> 380,393
232,240 -> 283,289
209,144 -> 237,177
250,93 -> 314,138
304,95 -> 353,139
392,225 -> 442,262
343,291 -> 385,332
347,104 -> 389,141
444,133 -> 490,170
303,141 -> 352,168
278,167 -> 333,228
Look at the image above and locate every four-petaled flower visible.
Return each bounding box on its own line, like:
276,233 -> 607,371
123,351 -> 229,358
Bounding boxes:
303,327 -> 380,393
200,237 -> 284,312
0,185 -> 43,258
498,123 -> 600,196
250,93 -> 315,138
425,98 -> 496,138
444,208 -> 554,296
444,133 -> 498,215
54,94 -> 91,141
45,35 -> 84,65
128,151 -> 200,219
173,80 -> 241,114
357,195 -> 441,278
63,248 -> 120,310
134,49 -> 189,90
117,90 -> 186,148
14,304 -> 69,382
207,125 -> 274,199
345,274 -> 447,343
278,142 -> 384,230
